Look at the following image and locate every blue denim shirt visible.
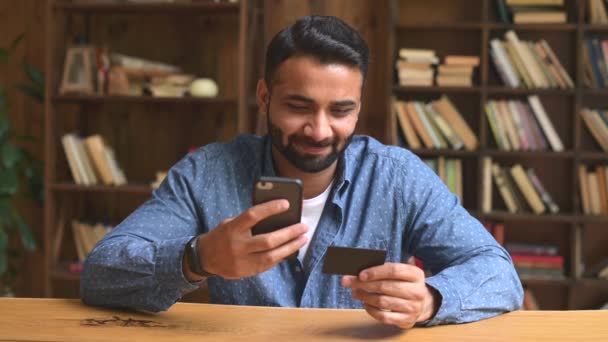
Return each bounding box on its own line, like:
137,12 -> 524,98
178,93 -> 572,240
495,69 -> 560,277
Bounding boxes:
81,134 -> 523,325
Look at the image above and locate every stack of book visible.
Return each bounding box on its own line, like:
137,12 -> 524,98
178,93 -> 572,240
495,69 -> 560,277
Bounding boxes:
578,164 -> 608,215
496,0 -> 567,24
582,37 -> 608,88
580,108 -> 608,152
395,48 -> 438,87
485,96 -> 564,151
587,0 -> 608,24
422,157 -> 463,202
488,160 -> 559,214
490,30 -> 573,89
393,95 -> 479,150
72,220 -> 113,267
61,133 -> 127,186
506,243 -> 564,280
436,55 -> 479,87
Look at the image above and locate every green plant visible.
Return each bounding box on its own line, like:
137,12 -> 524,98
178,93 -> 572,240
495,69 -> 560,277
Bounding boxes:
0,34 -> 45,289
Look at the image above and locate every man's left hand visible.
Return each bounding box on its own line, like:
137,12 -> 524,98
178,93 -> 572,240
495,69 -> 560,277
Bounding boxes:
340,262 -> 440,329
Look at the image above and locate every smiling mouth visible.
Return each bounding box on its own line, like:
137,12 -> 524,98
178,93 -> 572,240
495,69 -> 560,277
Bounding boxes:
296,142 -> 331,155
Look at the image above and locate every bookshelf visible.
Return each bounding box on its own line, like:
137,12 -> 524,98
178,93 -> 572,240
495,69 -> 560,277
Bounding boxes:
43,0 -> 260,300
387,0 -> 608,310
41,0 -> 606,310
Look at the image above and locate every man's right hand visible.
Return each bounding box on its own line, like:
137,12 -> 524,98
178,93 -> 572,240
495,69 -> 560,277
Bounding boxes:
196,199 -> 308,279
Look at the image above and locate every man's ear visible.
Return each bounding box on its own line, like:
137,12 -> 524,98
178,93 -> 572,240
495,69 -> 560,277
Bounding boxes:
256,79 -> 269,114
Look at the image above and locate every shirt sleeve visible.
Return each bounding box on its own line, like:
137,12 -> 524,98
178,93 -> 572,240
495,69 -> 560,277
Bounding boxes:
401,157 -> 523,326
80,153 -> 204,312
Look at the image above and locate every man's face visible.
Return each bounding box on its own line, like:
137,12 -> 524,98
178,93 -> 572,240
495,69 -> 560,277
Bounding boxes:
258,56 -> 362,173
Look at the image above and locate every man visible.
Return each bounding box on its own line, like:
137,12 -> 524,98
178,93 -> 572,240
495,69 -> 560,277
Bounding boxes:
81,16 -> 523,328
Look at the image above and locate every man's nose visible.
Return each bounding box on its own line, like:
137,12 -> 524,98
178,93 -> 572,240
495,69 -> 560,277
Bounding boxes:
303,111 -> 332,141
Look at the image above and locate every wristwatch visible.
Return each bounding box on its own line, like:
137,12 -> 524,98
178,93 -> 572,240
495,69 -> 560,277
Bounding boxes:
185,235 -> 215,277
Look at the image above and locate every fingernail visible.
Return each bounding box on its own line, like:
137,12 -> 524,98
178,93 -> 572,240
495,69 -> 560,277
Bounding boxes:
359,271 -> 368,281
281,200 -> 290,209
341,276 -> 351,286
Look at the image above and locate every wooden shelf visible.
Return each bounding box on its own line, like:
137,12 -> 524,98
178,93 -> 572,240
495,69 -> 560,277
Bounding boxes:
52,95 -> 237,106
575,278 -> 608,287
583,88 -> 608,95
52,1 -> 239,15
396,22 -> 483,30
410,149 -> 478,158
393,86 -> 481,94
478,211 -> 578,223
484,150 -> 575,159
578,152 -> 608,161
582,24 -> 608,32
486,87 -> 576,95
579,215 -> 608,224
50,182 -> 153,195
487,23 -> 577,31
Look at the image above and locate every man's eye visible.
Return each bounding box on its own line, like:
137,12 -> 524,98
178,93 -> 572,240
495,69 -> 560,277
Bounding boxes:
287,104 -> 308,111
333,108 -> 352,115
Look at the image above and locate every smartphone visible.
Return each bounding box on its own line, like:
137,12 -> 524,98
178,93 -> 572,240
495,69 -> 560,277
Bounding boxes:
251,176 -> 303,236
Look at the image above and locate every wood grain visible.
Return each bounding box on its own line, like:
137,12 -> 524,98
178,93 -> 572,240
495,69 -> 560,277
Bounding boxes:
0,298 -> 607,342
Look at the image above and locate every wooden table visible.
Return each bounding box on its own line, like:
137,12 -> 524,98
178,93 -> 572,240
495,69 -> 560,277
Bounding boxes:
0,298 -> 606,341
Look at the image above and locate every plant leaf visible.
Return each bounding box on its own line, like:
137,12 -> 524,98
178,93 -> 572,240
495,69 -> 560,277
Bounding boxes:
0,198 -> 10,225
0,169 -> 19,196
0,228 -> 7,276
1,144 -> 23,168
0,48 -> 7,62
22,64 -> 45,92
9,34 -> 24,54
12,211 -> 36,251
0,118 -> 10,142
15,84 -> 43,103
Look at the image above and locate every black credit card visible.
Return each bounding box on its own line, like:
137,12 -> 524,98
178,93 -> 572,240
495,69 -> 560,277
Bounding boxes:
322,246 -> 387,276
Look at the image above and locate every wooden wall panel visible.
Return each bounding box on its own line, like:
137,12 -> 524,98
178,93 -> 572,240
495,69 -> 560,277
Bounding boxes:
0,0 -> 47,298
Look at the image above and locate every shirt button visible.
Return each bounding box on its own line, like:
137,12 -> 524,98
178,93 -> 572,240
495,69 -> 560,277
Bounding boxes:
295,266 -> 302,272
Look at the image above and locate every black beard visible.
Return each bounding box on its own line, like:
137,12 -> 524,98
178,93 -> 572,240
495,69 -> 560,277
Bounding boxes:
267,111 -> 352,173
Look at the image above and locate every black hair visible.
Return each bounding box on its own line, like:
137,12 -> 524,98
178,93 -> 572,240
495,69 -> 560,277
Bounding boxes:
264,15 -> 369,88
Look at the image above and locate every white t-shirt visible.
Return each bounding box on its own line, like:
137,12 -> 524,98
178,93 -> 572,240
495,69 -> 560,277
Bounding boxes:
298,182 -> 333,264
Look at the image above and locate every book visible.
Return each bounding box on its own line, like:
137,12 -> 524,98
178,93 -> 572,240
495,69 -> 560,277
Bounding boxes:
425,103 -> 465,150
526,168 -> 559,213
506,0 -> 563,4
394,100 -> 421,149
587,173 -> 602,214
510,164 -> 546,214
506,242 -> 559,256
490,39 -> 520,87
444,55 -> 480,66
432,96 -> 479,150
405,102 -> 434,148
505,31 -> 548,88
523,288 -> 540,310
579,165 -> 591,214
492,163 -> 519,213
84,135 -> 115,185
528,95 -> 564,151
513,11 -> 566,23
482,157 -> 493,213
61,134 -> 83,185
